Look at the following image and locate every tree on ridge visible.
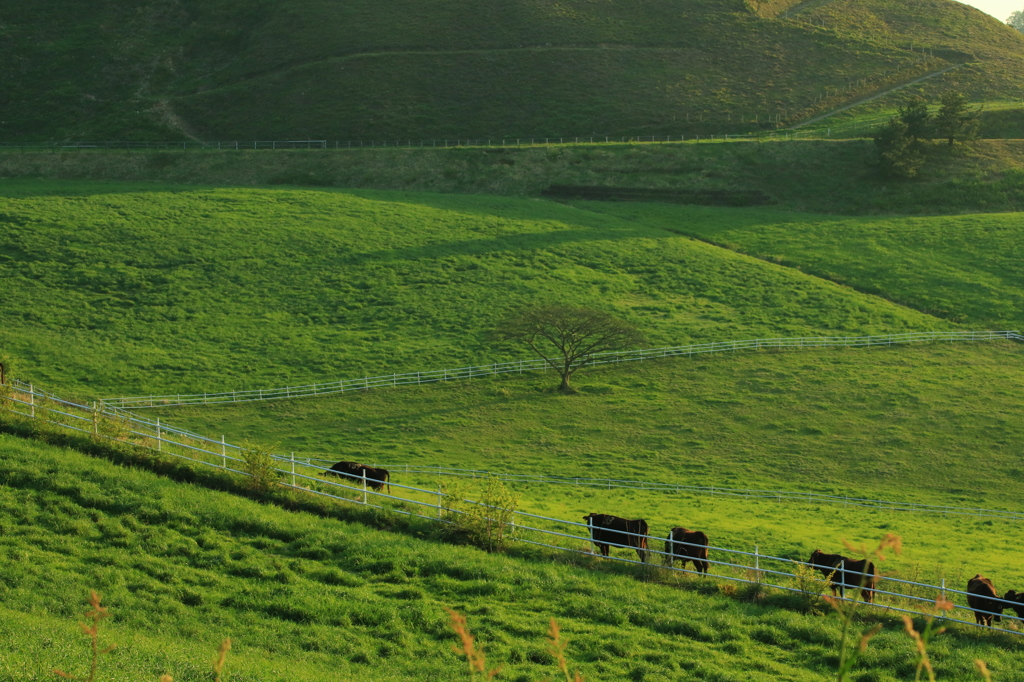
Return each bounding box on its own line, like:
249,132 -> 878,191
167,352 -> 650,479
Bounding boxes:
1008,10 -> 1024,33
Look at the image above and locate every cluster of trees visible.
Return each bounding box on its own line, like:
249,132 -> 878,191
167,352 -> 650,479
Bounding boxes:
873,91 -> 979,179
1008,9 -> 1024,33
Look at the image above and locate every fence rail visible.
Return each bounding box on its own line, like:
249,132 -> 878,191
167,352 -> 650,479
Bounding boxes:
347,463 -> 1024,522
100,330 -> 1022,409
2,379 -> 1022,636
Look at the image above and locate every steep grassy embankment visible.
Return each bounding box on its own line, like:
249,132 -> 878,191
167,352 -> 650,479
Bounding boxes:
792,0 -> 1024,101
4,432 -> 1024,681
3,139 -> 1024,215
0,181 -> 945,397
3,0 -> 1021,141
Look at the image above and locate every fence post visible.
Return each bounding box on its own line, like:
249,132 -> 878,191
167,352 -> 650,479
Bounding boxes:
156,418 -> 161,452
755,545 -> 761,583
437,485 -> 443,517
29,384 -> 35,418
221,435 -> 227,468
291,452 -> 296,487
362,470 -> 368,504
92,401 -> 99,436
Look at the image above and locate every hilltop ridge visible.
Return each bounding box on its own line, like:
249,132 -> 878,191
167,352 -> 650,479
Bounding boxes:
3,0 -> 1022,142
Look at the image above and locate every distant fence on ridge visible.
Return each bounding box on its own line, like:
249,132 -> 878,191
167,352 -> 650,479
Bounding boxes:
100,330 -> 1022,409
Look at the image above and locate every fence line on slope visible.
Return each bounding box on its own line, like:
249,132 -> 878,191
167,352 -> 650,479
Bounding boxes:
0,131 -> 838,153
2,380 -> 1021,636
339,463 -> 1024,522
100,330 -> 1022,409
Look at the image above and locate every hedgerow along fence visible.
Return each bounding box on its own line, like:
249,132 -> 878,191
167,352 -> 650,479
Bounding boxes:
101,330 -> 1023,409
2,379 -> 1022,635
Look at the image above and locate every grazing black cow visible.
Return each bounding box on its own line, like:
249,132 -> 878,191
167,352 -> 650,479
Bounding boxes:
967,575 -> 1003,626
583,513 -> 649,563
808,550 -> 879,603
665,527 -> 710,574
325,461 -> 391,493
1002,589 -> 1024,619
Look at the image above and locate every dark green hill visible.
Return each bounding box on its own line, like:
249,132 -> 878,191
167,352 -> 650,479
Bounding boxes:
3,0 -> 1023,142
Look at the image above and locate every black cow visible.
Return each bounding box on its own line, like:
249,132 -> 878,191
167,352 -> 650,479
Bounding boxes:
324,461 -> 391,493
583,513 -> 649,563
1002,589 -> 1024,619
665,527 -> 710,574
967,575 -> 1003,626
808,550 -> 879,603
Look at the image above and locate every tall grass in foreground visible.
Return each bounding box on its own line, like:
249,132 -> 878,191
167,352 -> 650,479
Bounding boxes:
47,584 -> 1001,682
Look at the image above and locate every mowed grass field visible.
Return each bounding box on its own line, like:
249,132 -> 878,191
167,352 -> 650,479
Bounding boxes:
5,434 -> 1024,682
0,180 -> 944,397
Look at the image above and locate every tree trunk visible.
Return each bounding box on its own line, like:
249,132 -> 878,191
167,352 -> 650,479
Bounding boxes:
559,372 -> 571,392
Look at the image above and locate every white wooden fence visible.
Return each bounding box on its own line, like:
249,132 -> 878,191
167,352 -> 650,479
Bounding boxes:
2,379 -> 1022,636
100,330 -> 1022,409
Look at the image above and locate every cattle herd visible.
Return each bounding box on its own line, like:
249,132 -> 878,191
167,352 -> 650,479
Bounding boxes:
966,575 -> 1024,626
321,466 -> 1021,629
583,513 -> 1024,627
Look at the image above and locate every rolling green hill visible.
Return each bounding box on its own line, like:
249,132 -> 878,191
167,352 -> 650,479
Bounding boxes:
581,200 -> 1024,324
3,0 -> 1023,142
0,181 -> 945,397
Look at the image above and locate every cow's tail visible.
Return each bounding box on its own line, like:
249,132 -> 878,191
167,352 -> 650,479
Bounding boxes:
386,471 -> 391,495
665,530 -> 673,567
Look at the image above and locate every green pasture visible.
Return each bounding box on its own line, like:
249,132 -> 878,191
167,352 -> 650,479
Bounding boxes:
4,433 -> 1024,682
0,181 -> 944,397
584,200 -> 1024,325
158,340 -> 1024,515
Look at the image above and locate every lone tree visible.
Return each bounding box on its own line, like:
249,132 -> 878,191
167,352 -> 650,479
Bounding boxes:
495,305 -> 645,392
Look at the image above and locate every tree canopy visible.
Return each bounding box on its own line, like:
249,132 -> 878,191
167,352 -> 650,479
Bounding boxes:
1008,10 -> 1024,33
934,91 -> 979,146
494,305 -> 646,392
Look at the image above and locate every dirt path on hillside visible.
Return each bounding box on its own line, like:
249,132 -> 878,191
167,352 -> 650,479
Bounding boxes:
790,63 -> 964,128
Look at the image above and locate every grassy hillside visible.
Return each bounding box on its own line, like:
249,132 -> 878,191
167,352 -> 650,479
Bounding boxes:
791,0 -> 1024,102
160,340 -> 1024,509
3,0 -> 1021,142
582,201 -> 1024,324
3,139 -> 1024,215
4,433 -> 1024,681
0,181 -> 945,397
